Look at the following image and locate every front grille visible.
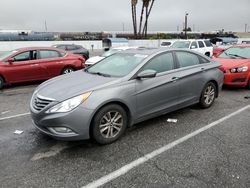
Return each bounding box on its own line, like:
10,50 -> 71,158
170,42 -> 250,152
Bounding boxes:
33,95 -> 54,111
232,77 -> 246,83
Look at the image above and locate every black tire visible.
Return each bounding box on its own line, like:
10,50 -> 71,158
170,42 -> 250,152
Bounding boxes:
247,79 -> 250,90
199,82 -> 217,108
91,104 -> 127,145
82,55 -> 88,60
0,76 -> 4,89
62,67 -> 74,74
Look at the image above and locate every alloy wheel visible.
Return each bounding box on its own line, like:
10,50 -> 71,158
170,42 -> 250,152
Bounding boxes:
204,85 -> 215,105
63,68 -> 74,74
99,111 -> 123,138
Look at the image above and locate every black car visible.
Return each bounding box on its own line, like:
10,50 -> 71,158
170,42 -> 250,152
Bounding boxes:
52,44 -> 89,60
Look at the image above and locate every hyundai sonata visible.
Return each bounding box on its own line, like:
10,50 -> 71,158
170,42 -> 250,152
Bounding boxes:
30,48 -> 223,144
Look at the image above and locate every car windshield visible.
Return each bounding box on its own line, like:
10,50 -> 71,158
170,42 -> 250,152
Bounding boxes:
218,46 -> 250,59
171,41 -> 190,48
0,51 -> 17,60
101,49 -> 121,57
86,53 -> 147,77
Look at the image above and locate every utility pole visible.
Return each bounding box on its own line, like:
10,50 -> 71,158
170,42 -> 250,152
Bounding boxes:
184,12 -> 188,39
122,22 -> 125,32
45,20 -> 48,32
245,24 -> 247,32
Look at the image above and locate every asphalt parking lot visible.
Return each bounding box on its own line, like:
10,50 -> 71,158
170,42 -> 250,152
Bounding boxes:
0,81 -> 250,188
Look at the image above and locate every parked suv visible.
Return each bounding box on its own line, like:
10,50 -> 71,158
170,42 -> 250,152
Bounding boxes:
52,44 -> 89,60
171,40 -> 213,57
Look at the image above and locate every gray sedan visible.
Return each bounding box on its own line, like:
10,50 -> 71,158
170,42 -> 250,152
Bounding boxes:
30,48 -> 224,144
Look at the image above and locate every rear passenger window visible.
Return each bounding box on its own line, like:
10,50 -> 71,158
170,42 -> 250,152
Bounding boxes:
190,41 -> 198,49
198,41 -> 205,48
142,53 -> 175,73
39,50 -> 61,59
204,40 -> 212,47
176,52 -> 200,68
67,45 -> 77,50
200,57 -> 210,64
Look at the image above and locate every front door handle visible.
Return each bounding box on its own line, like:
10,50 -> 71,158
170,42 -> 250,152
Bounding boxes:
30,64 -> 39,67
171,77 -> 179,82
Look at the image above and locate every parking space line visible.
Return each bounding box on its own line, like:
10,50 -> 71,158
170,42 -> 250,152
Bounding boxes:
82,104 -> 250,188
0,112 -> 30,121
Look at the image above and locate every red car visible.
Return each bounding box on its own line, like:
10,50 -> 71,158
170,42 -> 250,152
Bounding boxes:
0,47 -> 85,89
213,44 -> 250,88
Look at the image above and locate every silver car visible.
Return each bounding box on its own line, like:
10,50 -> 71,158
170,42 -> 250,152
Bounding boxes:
30,48 -> 223,144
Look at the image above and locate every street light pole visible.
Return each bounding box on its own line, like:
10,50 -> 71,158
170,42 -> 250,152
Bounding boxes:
184,13 -> 188,39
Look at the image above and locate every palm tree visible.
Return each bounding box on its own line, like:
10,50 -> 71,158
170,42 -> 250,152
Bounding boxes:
131,0 -> 156,38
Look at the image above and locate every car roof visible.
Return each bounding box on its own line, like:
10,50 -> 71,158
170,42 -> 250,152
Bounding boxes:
231,44 -> 250,47
15,47 -> 66,52
119,47 -> 194,55
111,46 -> 141,50
118,48 -> 212,59
173,39 -> 209,42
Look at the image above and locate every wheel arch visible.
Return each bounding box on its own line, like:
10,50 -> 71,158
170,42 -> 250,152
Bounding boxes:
61,66 -> 76,74
206,80 -> 219,98
0,73 -> 6,84
89,100 -> 133,137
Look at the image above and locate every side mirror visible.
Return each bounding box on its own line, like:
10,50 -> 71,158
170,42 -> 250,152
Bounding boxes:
137,69 -> 157,79
7,58 -> 15,64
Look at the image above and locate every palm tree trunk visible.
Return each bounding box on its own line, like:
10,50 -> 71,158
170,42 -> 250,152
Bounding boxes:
138,2 -> 145,37
134,4 -> 138,37
131,4 -> 136,36
142,0 -> 155,38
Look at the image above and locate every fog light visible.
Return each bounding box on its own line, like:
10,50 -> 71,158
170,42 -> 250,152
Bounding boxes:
48,127 -> 74,134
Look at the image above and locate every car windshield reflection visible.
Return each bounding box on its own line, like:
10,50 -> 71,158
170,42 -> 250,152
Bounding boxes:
219,47 -> 250,59
86,53 -> 147,77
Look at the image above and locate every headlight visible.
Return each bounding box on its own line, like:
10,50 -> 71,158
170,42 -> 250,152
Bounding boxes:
46,92 -> 92,113
237,66 -> 248,72
230,66 -> 248,73
230,68 -> 236,73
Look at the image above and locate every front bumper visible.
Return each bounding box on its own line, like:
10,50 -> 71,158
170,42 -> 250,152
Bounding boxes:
30,104 -> 95,141
223,72 -> 249,87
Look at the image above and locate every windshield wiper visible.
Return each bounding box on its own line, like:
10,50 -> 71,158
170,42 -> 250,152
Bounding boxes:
88,71 -> 111,77
225,52 -> 247,59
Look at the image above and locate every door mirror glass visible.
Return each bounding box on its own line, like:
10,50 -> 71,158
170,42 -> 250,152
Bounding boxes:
137,70 -> 157,79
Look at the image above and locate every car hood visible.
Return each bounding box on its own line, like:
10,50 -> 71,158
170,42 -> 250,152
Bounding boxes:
213,58 -> 250,69
36,70 -> 119,101
85,56 -> 105,65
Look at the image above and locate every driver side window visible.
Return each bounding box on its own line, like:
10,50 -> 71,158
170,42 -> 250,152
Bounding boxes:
142,53 -> 175,73
13,51 -> 30,62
